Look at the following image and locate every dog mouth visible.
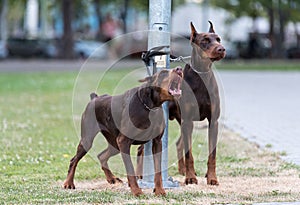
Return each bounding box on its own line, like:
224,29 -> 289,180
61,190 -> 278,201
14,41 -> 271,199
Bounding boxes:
210,51 -> 226,61
168,69 -> 183,97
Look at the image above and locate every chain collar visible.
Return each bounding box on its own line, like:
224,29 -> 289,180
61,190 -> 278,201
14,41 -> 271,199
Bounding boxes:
170,55 -> 211,74
137,88 -> 160,111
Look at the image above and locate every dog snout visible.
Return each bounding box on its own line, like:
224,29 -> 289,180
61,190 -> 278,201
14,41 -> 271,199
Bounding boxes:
174,66 -> 183,77
216,45 -> 225,55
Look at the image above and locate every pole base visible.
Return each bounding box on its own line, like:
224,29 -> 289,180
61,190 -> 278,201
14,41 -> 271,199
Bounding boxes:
138,176 -> 179,189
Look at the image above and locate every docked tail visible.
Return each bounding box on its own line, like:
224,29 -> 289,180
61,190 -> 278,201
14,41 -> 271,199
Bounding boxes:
90,92 -> 98,100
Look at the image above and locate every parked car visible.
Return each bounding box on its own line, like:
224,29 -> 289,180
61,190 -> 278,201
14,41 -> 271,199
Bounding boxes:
286,47 -> 300,59
74,40 -> 108,59
0,40 -> 8,59
234,35 -> 271,59
7,38 -> 58,58
222,41 -> 239,60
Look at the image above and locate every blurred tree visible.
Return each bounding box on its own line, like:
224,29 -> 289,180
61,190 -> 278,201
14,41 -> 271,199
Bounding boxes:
61,0 -> 74,59
0,0 -> 8,40
93,0 -> 148,38
211,0 -> 300,58
290,1 -> 300,47
5,0 -> 26,37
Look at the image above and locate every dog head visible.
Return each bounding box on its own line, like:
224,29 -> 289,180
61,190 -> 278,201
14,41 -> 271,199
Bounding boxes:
190,21 -> 226,61
139,66 -> 183,101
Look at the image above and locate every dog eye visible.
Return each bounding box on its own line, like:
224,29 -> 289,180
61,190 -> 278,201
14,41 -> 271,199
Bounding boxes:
216,37 -> 221,43
203,37 -> 210,43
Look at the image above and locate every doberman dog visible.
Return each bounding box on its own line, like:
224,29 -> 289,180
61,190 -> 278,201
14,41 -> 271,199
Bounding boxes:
170,21 -> 226,185
63,67 -> 183,196
137,21 -> 225,186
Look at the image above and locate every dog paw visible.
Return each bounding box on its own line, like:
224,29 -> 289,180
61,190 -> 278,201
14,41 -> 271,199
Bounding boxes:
132,188 -> 143,197
207,178 -> 219,185
178,167 -> 186,176
185,177 -> 198,185
206,173 -> 219,185
107,177 -> 123,184
153,188 -> 166,196
63,181 -> 75,189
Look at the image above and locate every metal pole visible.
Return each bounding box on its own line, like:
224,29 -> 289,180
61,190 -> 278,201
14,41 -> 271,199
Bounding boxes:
139,0 -> 178,189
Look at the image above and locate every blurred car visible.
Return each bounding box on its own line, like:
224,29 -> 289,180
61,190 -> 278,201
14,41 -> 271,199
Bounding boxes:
74,40 -> 107,59
222,41 -> 239,60
0,40 -> 8,59
286,47 -> 300,59
234,36 -> 271,59
7,38 -> 58,58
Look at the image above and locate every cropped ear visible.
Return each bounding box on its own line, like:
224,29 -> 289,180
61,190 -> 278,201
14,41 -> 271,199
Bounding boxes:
208,21 -> 215,33
138,76 -> 153,83
190,22 -> 197,42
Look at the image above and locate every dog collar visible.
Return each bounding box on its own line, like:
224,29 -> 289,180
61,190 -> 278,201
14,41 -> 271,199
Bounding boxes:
170,56 -> 211,74
190,64 -> 211,74
137,89 -> 160,111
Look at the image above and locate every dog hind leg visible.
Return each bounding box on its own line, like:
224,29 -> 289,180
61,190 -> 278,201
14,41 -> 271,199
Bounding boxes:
98,144 -> 122,184
63,101 -> 100,189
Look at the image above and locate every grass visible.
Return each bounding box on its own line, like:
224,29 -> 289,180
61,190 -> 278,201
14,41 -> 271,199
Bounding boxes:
0,66 -> 299,204
216,59 -> 300,71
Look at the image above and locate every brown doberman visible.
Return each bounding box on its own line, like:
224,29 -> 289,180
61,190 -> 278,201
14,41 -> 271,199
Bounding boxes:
137,21 -> 225,186
63,67 -> 183,196
170,21 -> 226,185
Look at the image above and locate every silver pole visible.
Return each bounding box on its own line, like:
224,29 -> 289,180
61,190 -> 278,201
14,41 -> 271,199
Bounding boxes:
139,0 -> 178,189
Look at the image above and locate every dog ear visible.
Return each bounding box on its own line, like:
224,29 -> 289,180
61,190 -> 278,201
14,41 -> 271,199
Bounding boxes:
208,21 -> 215,33
190,22 -> 197,42
138,76 -> 153,83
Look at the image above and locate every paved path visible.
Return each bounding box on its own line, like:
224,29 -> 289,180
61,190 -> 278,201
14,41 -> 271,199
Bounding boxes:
219,70 -> 300,165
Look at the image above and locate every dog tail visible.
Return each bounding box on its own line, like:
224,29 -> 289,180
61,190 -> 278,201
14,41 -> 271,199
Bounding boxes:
90,92 -> 98,100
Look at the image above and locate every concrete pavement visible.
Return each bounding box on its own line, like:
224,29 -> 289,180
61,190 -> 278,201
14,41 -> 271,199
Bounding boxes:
219,70 -> 300,165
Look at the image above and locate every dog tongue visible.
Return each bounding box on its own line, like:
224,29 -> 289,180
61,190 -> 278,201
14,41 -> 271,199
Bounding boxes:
169,76 -> 182,96
170,89 -> 182,96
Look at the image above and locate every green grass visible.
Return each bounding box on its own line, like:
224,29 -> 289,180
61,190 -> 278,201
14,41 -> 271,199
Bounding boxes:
0,67 -> 299,204
215,60 -> 300,71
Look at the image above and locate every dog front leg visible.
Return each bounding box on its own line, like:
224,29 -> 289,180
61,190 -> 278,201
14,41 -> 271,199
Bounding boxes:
152,137 -> 166,196
136,145 -> 144,179
117,135 -> 143,196
182,119 -> 198,184
206,120 -> 219,185
176,135 -> 185,175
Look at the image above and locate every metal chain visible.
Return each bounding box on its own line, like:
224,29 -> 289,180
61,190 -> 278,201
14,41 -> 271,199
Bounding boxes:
170,56 -> 191,64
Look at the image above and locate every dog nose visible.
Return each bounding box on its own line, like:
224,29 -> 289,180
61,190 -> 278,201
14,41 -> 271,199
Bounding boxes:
217,46 -> 225,54
173,66 -> 183,77
176,66 -> 182,72
175,66 -> 183,74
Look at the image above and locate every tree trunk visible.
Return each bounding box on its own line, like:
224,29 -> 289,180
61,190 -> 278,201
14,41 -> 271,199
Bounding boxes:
0,0 -> 8,41
94,0 -> 104,41
277,0 -> 286,58
267,2 -> 275,58
61,0 -> 74,59
121,0 -> 129,33
294,22 -> 300,48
